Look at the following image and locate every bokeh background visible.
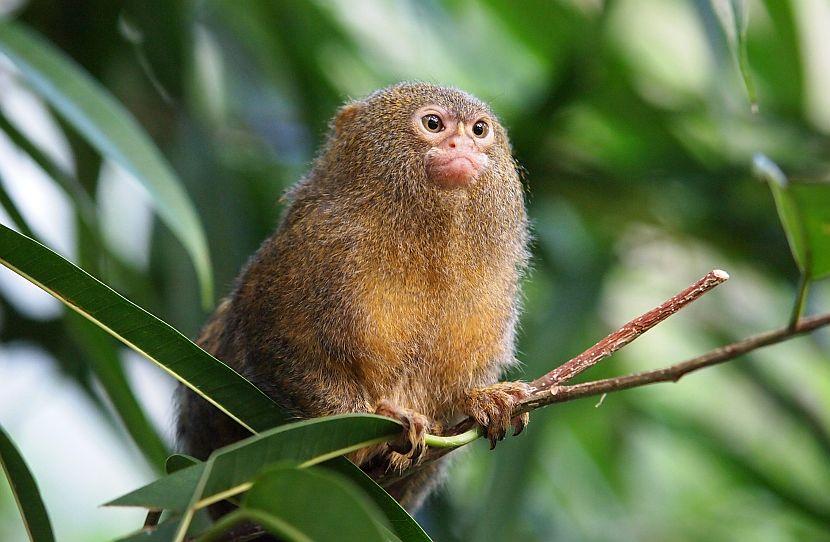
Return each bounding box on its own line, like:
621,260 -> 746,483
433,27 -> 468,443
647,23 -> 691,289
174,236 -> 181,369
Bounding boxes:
1,0 -> 830,540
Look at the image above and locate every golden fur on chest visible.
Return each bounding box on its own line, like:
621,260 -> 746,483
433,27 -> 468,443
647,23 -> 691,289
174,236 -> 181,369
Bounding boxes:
354,248 -> 516,421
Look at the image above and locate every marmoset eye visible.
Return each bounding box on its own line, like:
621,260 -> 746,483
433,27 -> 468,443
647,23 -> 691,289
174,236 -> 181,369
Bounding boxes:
421,114 -> 444,133
472,120 -> 489,138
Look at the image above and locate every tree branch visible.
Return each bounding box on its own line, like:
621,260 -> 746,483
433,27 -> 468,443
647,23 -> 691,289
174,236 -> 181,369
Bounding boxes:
530,269 -> 730,390
517,311 -> 830,413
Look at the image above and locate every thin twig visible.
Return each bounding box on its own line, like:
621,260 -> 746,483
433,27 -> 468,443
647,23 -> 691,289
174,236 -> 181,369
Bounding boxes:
531,269 -> 729,390
517,312 -> 830,413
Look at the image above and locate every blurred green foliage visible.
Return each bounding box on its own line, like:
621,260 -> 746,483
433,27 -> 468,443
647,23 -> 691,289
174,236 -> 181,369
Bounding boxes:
1,0 -> 830,540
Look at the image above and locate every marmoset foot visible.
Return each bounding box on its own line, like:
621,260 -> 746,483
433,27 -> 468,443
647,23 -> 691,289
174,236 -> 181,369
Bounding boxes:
375,400 -> 432,466
464,381 -> 532,449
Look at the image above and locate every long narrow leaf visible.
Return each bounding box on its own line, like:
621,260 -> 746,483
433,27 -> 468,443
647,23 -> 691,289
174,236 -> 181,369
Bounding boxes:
0,223 -> 284,433
108,414 -> 399,512
754,154 -> 830,280
0,20 -> 213,305
322,459 -> 431,542
729,0 -> 758,112
153,453 -> 429,541
161,451 -> 430,541
165,454 -> 198,474
198,467 -> 388,542
0,424 -> 55,542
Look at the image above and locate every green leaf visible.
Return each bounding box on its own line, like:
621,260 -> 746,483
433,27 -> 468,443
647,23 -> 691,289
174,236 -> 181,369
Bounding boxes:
148,454 -> 427,542
320,459 -> 429,542
156,454 -> 427,541
0,223 -> 285,434
0,20 -> 213,305
729,0 -> 758,113
111,464 -> 207,512
693,0 -> 757,113
107,414 -> 399,512
757,0 -> 803,112
200,467 -> 388,542
754,154 -> 830,280
165,454 -> 198,474
0,424 -> 55,542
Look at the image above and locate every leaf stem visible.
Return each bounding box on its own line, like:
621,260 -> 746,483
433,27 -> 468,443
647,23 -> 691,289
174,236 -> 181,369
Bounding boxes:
789,273 -> 810,330
424,428 -> 481,448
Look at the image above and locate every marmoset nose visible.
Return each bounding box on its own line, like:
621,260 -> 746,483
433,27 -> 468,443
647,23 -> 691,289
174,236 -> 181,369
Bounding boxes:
444,133 -> 475,151
443,121 -> 476,151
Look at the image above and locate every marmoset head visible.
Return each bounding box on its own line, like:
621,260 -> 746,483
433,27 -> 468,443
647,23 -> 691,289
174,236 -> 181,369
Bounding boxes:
327,82 -> 515,193
411,100 -> 496,189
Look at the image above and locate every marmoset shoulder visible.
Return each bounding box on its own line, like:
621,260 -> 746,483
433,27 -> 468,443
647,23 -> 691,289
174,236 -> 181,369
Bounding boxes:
177,82 -> 532,511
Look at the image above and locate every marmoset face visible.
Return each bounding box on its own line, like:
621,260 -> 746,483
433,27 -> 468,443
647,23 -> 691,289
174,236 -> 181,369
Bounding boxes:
411,104 -> 496,190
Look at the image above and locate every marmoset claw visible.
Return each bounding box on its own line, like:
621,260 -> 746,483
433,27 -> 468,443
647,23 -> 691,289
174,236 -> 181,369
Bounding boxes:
464,381 -> 532,449
375,400 -> 431,464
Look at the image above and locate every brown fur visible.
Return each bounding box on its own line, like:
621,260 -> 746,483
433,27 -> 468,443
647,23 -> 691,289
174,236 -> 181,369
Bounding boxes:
176,82 -> 530,511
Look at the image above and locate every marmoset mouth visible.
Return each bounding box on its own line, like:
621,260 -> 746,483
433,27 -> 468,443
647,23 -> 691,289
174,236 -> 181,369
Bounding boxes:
427,151 -> 488,189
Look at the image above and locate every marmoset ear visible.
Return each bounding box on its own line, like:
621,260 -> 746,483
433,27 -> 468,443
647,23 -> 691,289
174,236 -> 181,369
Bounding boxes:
333,102 -> 363,136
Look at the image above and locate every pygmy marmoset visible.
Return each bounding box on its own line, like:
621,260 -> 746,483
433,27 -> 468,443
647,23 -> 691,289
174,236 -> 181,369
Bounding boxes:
176,82 -> 531,511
